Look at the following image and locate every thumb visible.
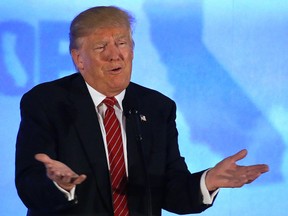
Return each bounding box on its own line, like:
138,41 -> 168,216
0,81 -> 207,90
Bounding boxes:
35,153 -> 52,164
230,149 -> 248,163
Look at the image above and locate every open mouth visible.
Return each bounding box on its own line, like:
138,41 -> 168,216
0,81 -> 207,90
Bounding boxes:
110,67 -> 122,73
110,67 -> 122,72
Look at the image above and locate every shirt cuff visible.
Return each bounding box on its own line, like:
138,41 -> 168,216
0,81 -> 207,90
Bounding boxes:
200,170 -> 219,204
53,181 -> 76,201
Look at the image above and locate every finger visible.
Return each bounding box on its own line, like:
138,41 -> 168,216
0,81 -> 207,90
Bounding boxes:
60,173 -> 76,183
229,149 -> 248,163
35,153 -> 53,164
58,174 -> 86,188
250,164 -> 269,173
238,165 -> 268,185
71,174 -> 87,185
241,170 -> 264,185
47,169 -> 64,181
241,164 -> 269,176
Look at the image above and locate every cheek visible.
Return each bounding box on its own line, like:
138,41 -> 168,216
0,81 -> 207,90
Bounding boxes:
81,61 -> 103,81
125,52 -> 133,67
84,56 -> 102,71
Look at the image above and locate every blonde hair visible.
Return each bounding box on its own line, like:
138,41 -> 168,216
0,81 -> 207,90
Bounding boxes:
69,6 -> 135,51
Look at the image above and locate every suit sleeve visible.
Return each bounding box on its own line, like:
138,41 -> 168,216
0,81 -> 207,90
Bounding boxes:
15,90 -> 77,213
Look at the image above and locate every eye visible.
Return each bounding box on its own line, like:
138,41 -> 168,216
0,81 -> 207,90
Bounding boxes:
94,46 -> 104,51
93,43 -> 106,52
117,41 -> 128,47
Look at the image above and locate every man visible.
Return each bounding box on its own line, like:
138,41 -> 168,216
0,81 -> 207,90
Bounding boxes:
15,6 -> 269,216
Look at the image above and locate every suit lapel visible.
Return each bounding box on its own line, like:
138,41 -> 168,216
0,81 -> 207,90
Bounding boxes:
123,84 -> 151,184
66,78 -> 152,209
67,74 -> 112,210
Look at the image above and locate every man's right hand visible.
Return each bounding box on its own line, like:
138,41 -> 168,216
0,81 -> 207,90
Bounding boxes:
35,153 -> 87,191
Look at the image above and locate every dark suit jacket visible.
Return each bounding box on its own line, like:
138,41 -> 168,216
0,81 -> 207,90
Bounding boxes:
15,73 -> 212,216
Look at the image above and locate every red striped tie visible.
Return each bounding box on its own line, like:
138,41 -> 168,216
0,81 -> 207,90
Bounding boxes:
103,97 -> 129,216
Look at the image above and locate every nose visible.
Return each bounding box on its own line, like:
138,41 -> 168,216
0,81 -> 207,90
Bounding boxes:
105,44 -> 122,61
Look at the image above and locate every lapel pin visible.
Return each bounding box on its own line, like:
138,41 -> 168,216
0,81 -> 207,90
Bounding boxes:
140,114 -> 147,122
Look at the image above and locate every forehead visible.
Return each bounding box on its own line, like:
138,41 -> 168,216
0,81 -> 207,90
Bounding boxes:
75,26 -> 133,49
88,27 -> 131,40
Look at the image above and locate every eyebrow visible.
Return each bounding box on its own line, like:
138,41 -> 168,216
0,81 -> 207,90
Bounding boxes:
114,34 -> 130,40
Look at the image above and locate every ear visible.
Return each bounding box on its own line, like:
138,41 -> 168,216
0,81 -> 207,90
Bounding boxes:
71,49 -> 84,71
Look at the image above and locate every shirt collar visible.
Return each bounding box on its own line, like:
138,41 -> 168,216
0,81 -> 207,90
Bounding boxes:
85,82 -> 126,111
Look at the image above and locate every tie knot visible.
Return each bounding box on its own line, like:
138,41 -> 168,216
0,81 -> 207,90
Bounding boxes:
103,97 -> 117,108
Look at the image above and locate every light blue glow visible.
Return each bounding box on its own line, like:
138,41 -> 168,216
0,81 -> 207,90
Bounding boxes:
0,0 -> 287,215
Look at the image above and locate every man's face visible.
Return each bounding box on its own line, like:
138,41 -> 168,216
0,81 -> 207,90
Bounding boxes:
71,27 -> 134,96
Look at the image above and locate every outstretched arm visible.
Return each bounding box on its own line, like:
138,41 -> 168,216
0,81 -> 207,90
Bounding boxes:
35,153 -> 87,191
205,149 -> 269,191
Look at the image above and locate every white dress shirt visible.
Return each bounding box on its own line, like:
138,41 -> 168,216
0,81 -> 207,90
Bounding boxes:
56,83 -> 218,204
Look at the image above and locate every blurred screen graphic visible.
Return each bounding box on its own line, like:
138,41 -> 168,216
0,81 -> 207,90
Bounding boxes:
0,0 -> 287,215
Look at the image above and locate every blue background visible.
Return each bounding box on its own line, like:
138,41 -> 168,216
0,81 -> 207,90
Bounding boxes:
0,0 -> 287,215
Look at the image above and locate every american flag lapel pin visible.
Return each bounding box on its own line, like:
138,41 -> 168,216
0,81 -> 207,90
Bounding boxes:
140,114 -> 147,122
